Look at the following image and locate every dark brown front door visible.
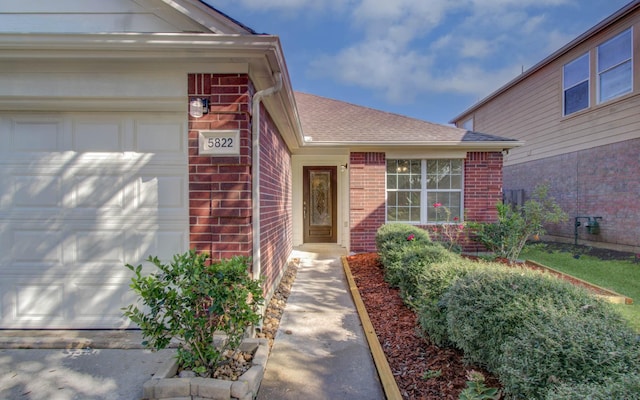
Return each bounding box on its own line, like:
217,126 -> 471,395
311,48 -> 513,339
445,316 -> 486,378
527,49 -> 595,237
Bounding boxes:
303,166 -> 337,243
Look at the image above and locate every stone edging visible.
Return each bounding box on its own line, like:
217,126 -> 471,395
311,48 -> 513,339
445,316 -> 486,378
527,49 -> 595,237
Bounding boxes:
142,338 -> 269,400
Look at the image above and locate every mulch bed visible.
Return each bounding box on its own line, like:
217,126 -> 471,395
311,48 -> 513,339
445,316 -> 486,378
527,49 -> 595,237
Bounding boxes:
346,252 -> 499,400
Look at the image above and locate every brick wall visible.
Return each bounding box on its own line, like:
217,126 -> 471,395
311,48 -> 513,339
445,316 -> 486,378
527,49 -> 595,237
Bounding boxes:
504,137 -> 640,249
349,152 -> 386,252
258,105 -> 293,296
462,151 -> 503,252
187,73 -> 253,260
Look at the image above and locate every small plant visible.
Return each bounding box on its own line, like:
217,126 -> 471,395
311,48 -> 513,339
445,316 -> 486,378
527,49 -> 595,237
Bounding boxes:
122,250 -> 264,377
469,184 -> 567,263
459,370 -> 500,400
431,202 -> 466,253
422,368 -> 442,380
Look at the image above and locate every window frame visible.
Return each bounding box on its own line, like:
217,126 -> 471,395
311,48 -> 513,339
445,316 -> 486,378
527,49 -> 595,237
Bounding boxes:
563,52 -> 590,116
597,28 -> 633,104
385,158 -> 464,225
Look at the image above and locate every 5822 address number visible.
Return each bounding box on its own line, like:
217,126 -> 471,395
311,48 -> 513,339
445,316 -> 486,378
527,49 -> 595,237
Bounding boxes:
199,130 -> 240,155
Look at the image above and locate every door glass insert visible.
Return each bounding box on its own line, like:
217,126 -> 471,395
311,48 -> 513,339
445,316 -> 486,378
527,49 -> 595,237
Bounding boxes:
310,171 -> 332,226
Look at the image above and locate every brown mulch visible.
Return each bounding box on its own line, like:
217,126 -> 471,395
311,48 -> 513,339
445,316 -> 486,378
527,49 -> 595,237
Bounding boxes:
346,252 -> 499,400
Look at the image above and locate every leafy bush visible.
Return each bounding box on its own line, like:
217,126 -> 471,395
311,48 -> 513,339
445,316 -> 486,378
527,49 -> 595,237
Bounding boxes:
394,242 -> 455,309
123,251 -> 264,376
442,268 -> 607,372
375,223 -> 432,287
499,305 -> 640,399
545,374 -> 640,400
441,267 -> 640,398
469,184 -> 567,262
416,257 -> 497,346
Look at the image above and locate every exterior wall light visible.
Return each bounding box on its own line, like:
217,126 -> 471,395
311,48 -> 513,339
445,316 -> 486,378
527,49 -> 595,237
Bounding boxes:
189,97 -> 209,118
340,163 -> 348,172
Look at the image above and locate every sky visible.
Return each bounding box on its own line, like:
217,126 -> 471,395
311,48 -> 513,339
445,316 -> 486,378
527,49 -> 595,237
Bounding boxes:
208,0 -> 631,125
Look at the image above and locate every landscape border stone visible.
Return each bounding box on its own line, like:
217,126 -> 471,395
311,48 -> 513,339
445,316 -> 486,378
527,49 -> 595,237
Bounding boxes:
143,338 -> 269,400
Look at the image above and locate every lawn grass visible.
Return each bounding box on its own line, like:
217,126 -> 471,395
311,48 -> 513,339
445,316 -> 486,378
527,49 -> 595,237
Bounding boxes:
520,245 -> 640,332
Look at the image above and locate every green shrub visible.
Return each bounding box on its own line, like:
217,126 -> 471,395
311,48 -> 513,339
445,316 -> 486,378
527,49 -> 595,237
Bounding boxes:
468,184 -> 567,262
416,257 -> 496,346
545,374 -> 640,400
123,251 -> 264,376
394,242 -> 454,309
442,268 -> 607,372
499,305 -> 640,399
375,223 -> 431,287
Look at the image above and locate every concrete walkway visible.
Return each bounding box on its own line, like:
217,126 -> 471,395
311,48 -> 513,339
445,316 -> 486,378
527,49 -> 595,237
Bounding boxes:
257,244 -> 385,400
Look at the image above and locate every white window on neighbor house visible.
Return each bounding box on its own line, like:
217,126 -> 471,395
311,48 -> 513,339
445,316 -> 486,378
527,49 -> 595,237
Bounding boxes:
462,117 -> 473,131
598,28 -> 633,103
386,159 -> 463,224
563,53 -> 590,116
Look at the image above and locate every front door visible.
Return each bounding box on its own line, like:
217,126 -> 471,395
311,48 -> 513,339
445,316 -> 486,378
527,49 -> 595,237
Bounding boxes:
303,166 -> 337,243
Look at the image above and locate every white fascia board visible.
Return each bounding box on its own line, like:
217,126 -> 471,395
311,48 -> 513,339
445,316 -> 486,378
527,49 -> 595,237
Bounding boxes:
299,140 -> 525,151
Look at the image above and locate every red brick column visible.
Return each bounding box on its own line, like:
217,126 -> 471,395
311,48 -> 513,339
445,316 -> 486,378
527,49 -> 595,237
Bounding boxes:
349,152 -> 386,252
463,151 -> 503,252
187,73 -> 253,261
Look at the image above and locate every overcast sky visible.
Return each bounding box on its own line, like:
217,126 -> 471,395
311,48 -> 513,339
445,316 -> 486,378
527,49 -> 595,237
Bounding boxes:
209,0 -> 631,125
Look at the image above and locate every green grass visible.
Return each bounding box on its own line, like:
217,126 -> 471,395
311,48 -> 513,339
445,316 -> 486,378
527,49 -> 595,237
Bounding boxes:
520,245 -> 640,332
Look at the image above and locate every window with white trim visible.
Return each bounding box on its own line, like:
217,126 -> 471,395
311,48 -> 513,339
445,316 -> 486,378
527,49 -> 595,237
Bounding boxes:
563,53 -> 590,116
598,28 -> 632,103
386,159 -> 463,224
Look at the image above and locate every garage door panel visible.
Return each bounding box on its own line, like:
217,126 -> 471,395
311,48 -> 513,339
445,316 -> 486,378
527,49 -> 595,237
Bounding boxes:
11,229 -> 64,265
72,279 -> 134,323
16,282 -> 65,319
136,229 -> 187,266
13,174 -> 62,207
11,119 -> 64,152
135,120 -> 185,153
137,174 -> 186,210
72,120 -> 124,152
0,111 -> 188,328
72,174 -> 126,209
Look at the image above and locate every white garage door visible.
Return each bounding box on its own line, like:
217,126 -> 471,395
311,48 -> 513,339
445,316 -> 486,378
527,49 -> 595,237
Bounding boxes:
0,112 -> 188,328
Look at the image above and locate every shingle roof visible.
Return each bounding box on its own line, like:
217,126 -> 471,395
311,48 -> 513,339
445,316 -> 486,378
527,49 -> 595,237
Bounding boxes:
294,92 -> 519,146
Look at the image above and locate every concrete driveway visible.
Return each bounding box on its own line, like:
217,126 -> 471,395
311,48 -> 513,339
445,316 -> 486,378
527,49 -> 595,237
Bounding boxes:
0,330 -> 175,400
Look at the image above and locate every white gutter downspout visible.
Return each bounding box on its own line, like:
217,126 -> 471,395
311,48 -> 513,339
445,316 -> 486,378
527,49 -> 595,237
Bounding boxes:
251,72 -> 282,284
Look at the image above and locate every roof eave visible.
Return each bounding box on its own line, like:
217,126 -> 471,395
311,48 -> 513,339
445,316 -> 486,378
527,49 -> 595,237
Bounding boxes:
300,140 -> 525,150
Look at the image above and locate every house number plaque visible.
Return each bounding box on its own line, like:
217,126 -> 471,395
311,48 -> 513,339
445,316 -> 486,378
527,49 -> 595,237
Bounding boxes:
198,130 -> 240,155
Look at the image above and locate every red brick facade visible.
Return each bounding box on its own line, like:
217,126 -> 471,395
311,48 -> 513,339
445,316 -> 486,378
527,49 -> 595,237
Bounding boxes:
257,106 -> 293,295
188,73 -> 253,260
348,151 -> 504,253
504,138 -> 640,248
187,73 -> 292,296
349,152 -> 387,252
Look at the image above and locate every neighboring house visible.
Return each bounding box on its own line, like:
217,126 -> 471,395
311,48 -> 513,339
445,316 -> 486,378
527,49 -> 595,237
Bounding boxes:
0,0 -> 520,329
451,1 -> 640,253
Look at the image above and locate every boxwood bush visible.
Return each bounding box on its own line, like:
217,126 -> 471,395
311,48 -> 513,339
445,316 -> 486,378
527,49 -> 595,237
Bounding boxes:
545,374 -> 640,400
416,258 -> 502,346
442,267 -> 640,398
375,223 -> 432,287
498,305 -> 640,399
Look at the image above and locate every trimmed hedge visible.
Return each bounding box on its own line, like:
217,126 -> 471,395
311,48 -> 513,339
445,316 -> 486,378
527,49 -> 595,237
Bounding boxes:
375,223 -> 433,288
373,224 -> 640,399
416,258 -> 501,346
545,374 -> 640,400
